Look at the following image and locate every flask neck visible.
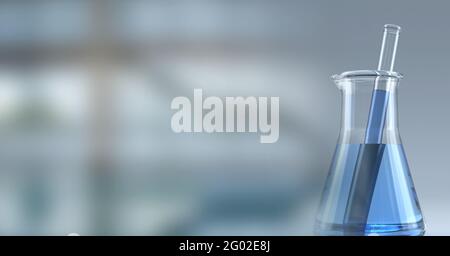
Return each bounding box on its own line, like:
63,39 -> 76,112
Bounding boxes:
338,81 -> 401,144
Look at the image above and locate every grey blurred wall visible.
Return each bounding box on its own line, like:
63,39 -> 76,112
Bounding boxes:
0,0 -> 448,235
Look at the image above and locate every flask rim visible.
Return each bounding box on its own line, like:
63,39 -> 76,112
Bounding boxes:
332,69 -> 403,81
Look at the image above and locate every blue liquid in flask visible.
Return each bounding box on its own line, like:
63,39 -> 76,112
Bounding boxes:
315,143 -> 424,236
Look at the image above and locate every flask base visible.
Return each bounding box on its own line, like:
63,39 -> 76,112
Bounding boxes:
314,220 -> 425,236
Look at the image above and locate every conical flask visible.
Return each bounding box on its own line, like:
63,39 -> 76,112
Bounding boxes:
315,70 -> 424,236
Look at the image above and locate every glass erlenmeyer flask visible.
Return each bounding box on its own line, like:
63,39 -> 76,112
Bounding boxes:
315,70 -> 424,236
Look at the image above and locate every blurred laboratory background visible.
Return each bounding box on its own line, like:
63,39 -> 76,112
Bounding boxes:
0,0 -> 449,235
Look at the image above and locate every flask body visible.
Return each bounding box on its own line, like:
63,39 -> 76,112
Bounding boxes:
315,70 -> 424,236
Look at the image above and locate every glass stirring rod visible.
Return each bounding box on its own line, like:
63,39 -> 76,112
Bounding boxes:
366,24 -> 401,143
343,24 -> 401,234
